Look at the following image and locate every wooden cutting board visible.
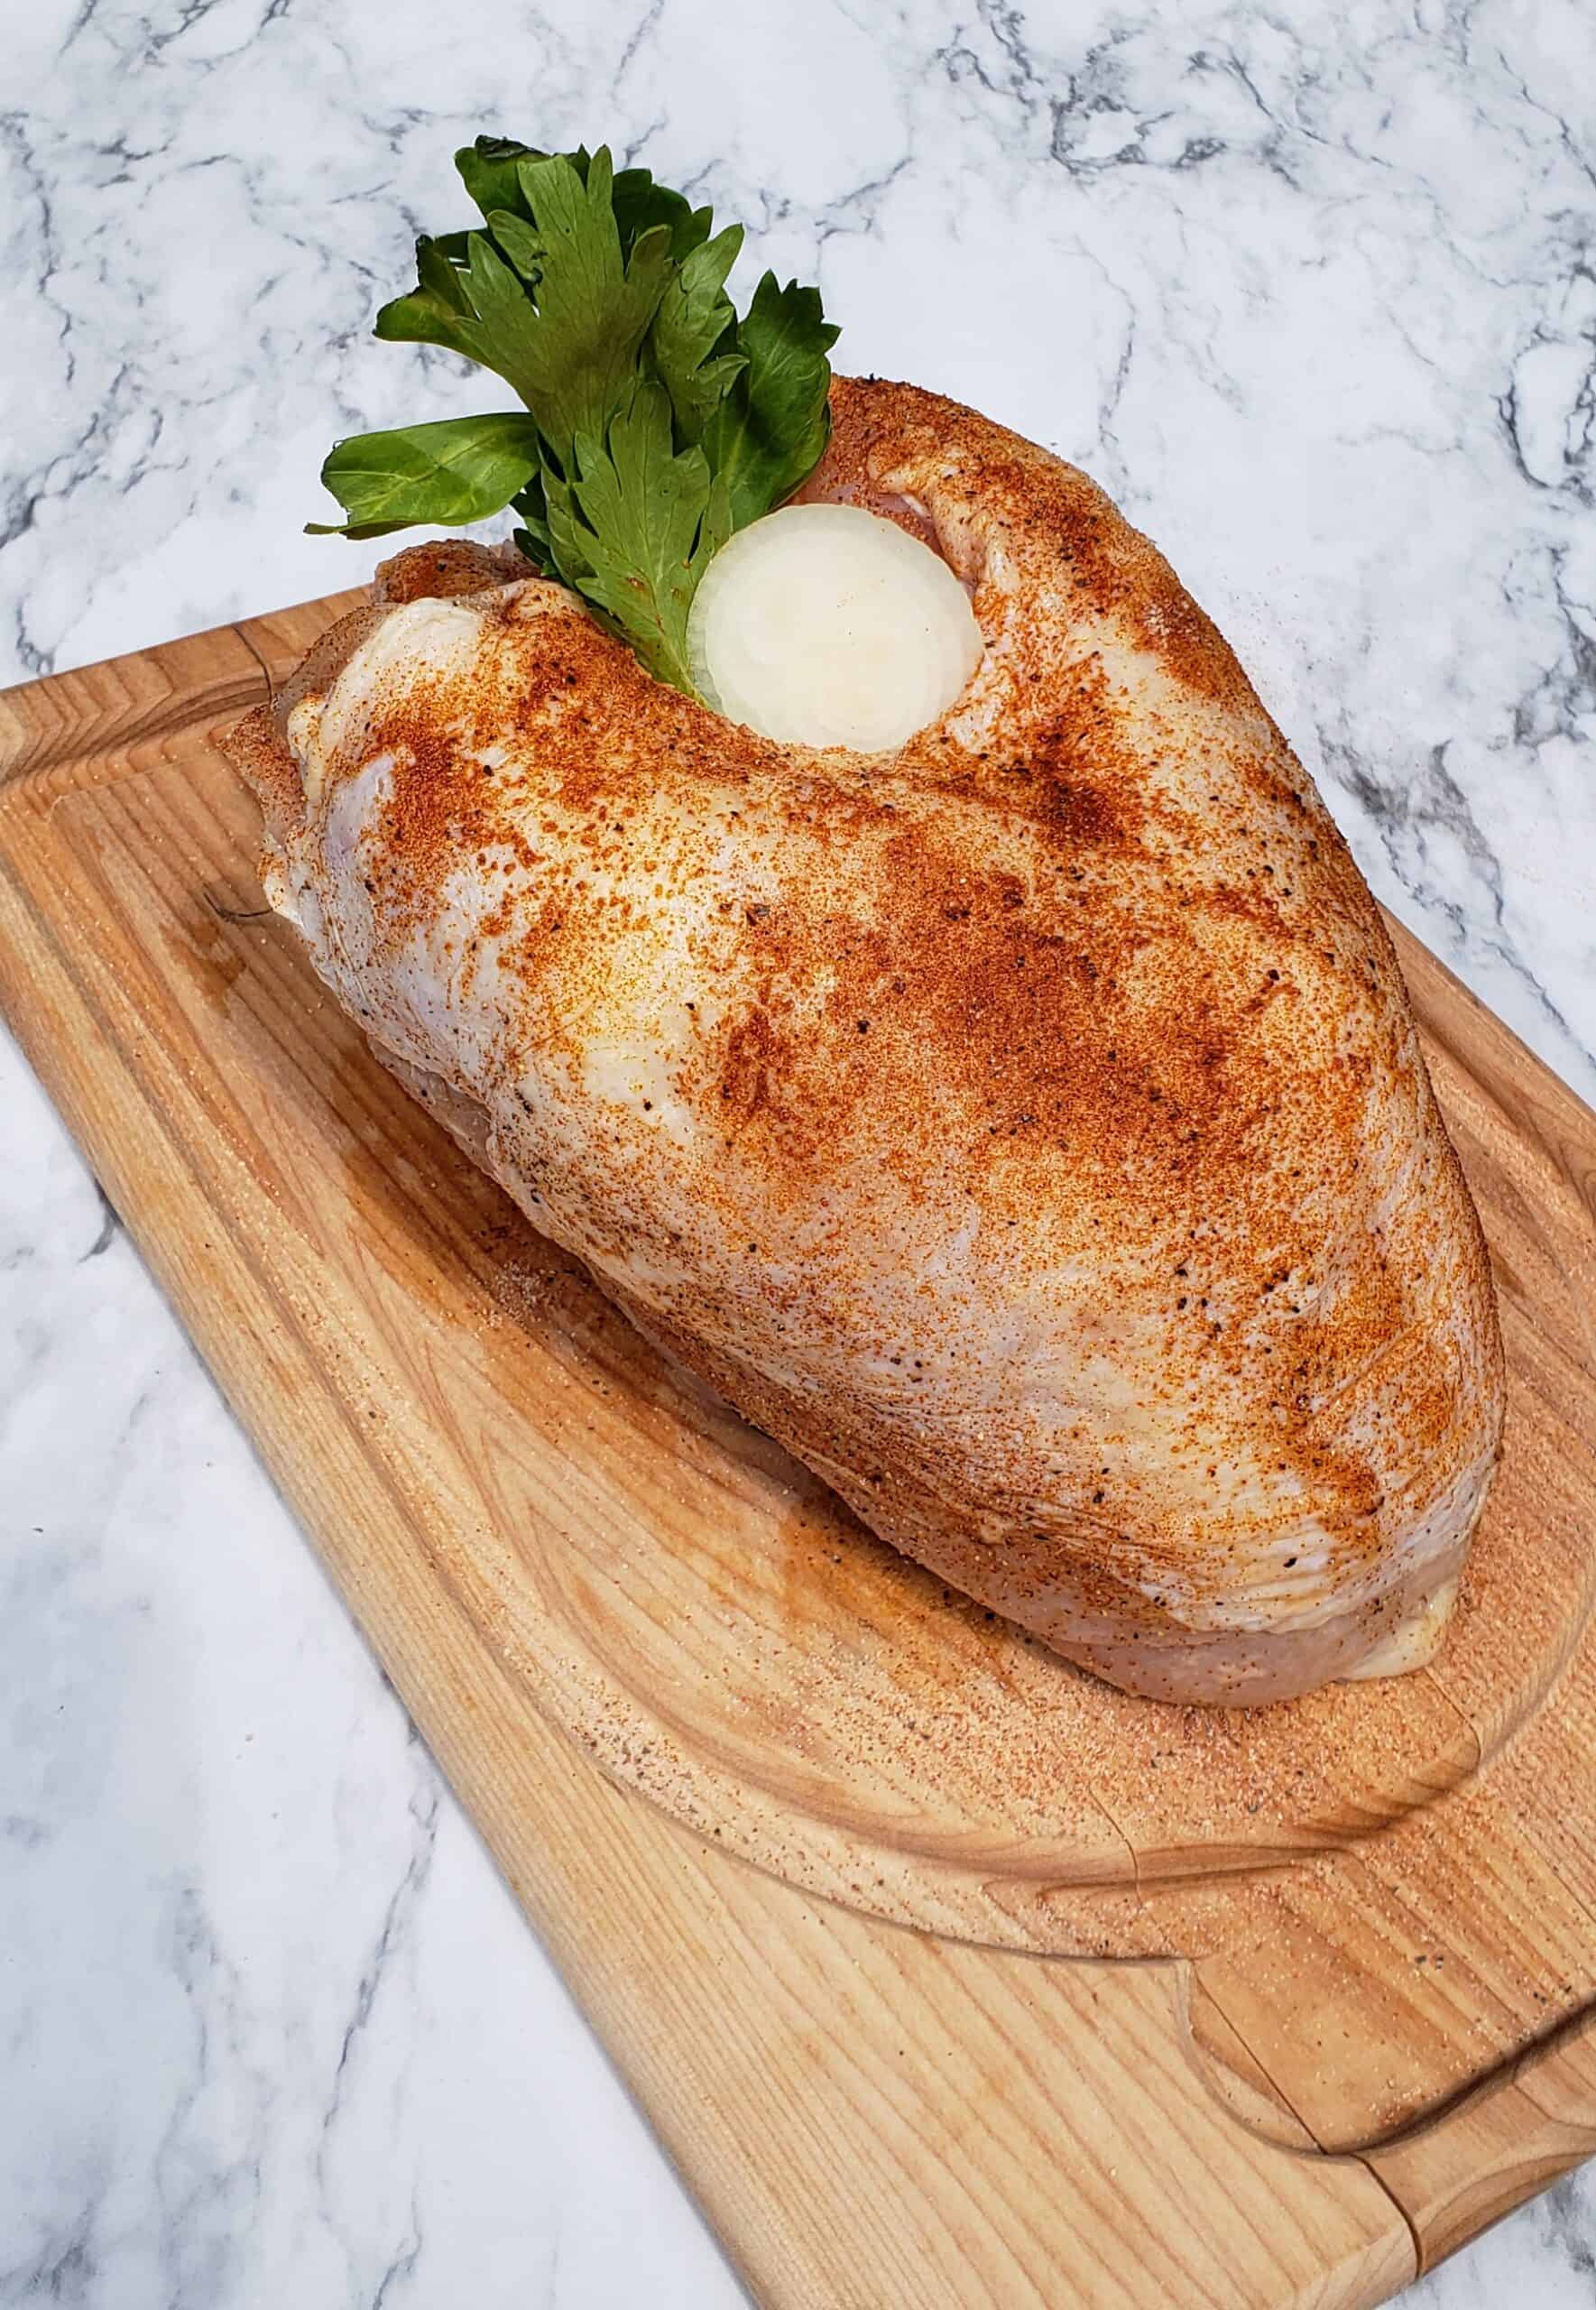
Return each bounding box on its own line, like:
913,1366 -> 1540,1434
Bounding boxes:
4,596 -> 1596,2309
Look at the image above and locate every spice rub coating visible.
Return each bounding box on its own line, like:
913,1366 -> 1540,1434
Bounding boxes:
224,375 -> 1503,1704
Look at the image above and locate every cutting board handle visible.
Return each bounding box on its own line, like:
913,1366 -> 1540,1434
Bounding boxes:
1366,2008 -> 1596,2270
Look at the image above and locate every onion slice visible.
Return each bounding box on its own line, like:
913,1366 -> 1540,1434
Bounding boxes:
687,503 -> 983,751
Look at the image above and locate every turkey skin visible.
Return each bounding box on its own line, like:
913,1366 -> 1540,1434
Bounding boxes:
224,376 -> 1504,1705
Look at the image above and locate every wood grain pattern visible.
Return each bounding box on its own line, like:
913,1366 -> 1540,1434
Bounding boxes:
3,597 -> 1594,2303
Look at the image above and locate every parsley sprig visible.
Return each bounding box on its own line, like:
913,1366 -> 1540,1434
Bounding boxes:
310,140 -> 839,696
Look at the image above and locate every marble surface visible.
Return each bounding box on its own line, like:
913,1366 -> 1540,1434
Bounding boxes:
3,0 -> 1593,2301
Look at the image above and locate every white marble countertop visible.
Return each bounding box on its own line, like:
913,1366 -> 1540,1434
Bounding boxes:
4,2 -> 1593,2302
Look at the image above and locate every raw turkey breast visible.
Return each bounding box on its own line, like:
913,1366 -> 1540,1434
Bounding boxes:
223,376 -> 1504,1705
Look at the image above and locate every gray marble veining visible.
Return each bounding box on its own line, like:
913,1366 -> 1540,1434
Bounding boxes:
3,1 -> 1593,2302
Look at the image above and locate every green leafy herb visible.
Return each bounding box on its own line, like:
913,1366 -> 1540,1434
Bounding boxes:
646,226 -> 746,445
702,273 -> 836,531
310,137 -> 840,697
543,381 -> 733,688
306,412 -> 542,538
